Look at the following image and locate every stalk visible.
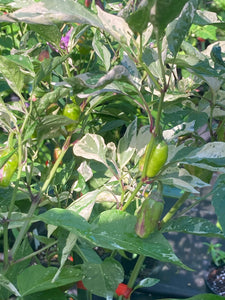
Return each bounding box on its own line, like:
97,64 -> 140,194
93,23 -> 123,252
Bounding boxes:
9,136 -> 71,260
161,192 -> 190,225
127,254 -> 145,290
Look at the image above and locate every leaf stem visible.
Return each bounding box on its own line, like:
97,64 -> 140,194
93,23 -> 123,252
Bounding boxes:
161,192 -> 190,225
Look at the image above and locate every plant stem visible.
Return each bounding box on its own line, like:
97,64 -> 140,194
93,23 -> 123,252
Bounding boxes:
13,240 -> 57,265
161,192 -> 190,225
121,180 -> 143,212
127,254 -> 145,289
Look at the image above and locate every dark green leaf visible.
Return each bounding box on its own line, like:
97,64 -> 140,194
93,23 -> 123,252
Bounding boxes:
161,216 -> 224,238
0,55 -> 24,97
150,0 -> 189,36
126,0 -> 155,34
17,264 -> 82,296
166,0 -> 198,56
82,257 -> 124,298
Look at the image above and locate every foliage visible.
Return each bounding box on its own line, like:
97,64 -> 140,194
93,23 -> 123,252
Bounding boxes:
0,0 -> 225,299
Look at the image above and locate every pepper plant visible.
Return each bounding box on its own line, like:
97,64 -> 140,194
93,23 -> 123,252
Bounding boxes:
0,0 -> 225,299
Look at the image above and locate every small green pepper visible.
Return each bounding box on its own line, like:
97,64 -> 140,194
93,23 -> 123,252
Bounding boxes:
63,103 -> 81,132
0,148 -> 18,187
135,192 -> 164,238
139,139 -> 168,178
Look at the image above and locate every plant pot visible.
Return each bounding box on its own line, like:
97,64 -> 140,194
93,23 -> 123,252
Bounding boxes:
206,265 -> 225,296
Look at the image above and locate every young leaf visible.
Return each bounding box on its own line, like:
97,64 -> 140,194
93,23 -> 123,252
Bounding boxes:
92,30 -> 111,71
0,55 -> 24,97
166,0 -> 198,56
73,133 -> 107,165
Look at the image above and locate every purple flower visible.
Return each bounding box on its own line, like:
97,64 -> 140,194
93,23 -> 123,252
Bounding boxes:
60,28 -> 73,50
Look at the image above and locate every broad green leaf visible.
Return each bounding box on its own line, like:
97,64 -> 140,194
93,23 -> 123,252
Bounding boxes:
37,208 -> 191,270
181,40 -> 206,60
89,210 -> 192,270
150,0 -> 189,36
161,216 -> 224,238
0,212 -> 31,230
92,30 -> 111,71
126,0 -> 155,34
97,6 -> 133,46
0,0 -> 103,28
212,174 -> 225,236
0,274 -> 21,297
0,55 -> 24,97
166,0 -> 197,56
17,264 -> 82,296
73,133 -> 107,165
117,119 -> 137,168
82,257 -> 124,298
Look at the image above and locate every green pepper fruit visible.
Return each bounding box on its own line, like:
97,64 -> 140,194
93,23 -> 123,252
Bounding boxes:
139,139 -> 168,178
63,103 -> 81,132
135,192 -> 164,238
0,148 -> 18,187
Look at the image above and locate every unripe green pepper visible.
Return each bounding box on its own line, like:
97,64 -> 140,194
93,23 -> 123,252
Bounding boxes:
139,139 -> 168,178
63,103 -> 81,132
135,192 -> 164,238
0,148 -> 18,187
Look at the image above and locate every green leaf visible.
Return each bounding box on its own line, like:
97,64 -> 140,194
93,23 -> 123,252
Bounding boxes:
172,142 -> 225,172
0,0 -> 103,28
117,118 -> 137,168
126,0 -> 155,34
133,277 -> 160,291
37,87 -> 70,114
212,174 -> 225,236
17,264 -> 82,296
37,208 -> 191,270
73,133 -> 107,166
36,114 -> 76,140
33,55 -> 69,89
0,55 -> 24,97
150,0 -> 189,36
92,30 -> 111,71
0,274 -> 21,297
82,257 -> 124,298
97,6 -> 133,46
166,0 -> 198,56
29,24 -> 61,47
23,288 -> 67,300
161,216 -> 224,238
